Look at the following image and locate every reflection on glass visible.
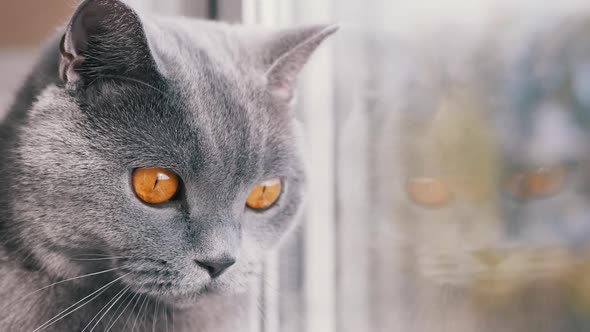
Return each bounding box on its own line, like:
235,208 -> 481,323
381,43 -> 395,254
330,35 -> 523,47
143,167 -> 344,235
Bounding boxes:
334,7 -> 590,332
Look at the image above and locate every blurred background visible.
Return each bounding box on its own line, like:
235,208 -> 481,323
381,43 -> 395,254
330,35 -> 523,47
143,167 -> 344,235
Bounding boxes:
5,0 -> 590,331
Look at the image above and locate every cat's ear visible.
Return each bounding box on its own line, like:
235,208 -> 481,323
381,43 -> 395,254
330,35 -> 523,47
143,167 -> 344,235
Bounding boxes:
263,25 -> 338,102
59,0 -> 156,84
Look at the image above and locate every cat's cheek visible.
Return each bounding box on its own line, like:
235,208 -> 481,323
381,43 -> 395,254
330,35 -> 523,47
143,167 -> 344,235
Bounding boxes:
206,260 -> 262,294
239,237 -> 266,262
31,246 -> 87,280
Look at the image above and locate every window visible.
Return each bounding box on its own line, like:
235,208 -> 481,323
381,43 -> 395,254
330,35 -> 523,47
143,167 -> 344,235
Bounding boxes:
244,1 -> 590,332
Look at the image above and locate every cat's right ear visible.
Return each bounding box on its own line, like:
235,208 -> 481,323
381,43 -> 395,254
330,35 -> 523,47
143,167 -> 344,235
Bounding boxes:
262,25 -> 338,103
59,0 -> 157,84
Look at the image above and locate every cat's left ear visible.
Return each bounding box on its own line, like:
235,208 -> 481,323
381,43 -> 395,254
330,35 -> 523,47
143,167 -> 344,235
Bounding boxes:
263,25 -> 338,102
59,0 -> 157,84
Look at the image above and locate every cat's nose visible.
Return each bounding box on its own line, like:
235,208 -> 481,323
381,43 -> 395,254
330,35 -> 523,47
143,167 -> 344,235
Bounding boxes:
195,257 -> 236,278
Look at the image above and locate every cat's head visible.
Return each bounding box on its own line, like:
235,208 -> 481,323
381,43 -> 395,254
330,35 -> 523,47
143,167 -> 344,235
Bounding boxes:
8,0 -> 336,305
384,17 -> 590,300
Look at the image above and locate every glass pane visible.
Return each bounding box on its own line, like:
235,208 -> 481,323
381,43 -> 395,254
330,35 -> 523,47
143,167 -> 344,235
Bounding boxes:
267,0 -> 590,331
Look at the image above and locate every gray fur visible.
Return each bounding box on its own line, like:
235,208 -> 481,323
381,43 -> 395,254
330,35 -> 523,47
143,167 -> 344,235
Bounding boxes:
0,0 -> 336,331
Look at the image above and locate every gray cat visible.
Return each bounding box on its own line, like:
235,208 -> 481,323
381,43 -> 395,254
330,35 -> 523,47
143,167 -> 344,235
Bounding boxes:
0,0 -> 336,331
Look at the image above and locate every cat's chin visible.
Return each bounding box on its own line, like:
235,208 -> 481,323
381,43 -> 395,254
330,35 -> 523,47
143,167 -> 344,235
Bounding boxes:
126,277 -> 252,309
155,284 -> 249,309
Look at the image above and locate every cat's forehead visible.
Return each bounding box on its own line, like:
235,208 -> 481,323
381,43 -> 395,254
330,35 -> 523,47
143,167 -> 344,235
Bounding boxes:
85,20 -> 295,181
141,17 -> 280,136
143,17 -> 265,88
79,78 -> 293,190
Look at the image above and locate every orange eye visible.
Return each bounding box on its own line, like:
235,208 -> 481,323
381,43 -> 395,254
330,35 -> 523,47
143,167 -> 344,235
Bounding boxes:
406,177 -> 452,208
132,168 -> 179,204
504,166 -> 565,200
246,178 -> 282,210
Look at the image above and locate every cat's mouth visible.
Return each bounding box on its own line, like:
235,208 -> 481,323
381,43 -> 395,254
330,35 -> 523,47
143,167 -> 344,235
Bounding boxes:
75,253 -> 254,306
111,257 -> 225,303
117,269 -> 222,306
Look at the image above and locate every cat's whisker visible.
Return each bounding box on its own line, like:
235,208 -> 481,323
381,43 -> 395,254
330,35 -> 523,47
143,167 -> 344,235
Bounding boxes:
120,292 -> 142,331
81,286 -> 123,332
254,297 -> 268,327
1,265 -> 128,315
72,256 -> 131,261
152,298 -> 160,332
171,304 -> 175,332
258,272 -> 307,327
71,253 -> 135,258
142,293 -> 151,331
164,301 -> 169,332
32,272 -> 130,332
86,286 -> 131,332
260,276 -> 281,295
33,266 -> 127,290
132,292 -> 150,332
72,253 -> 118,257
104,287 -> 136,331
